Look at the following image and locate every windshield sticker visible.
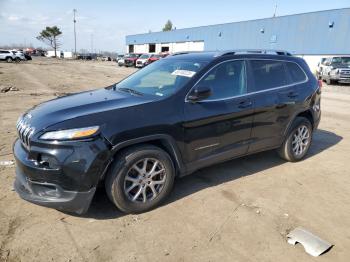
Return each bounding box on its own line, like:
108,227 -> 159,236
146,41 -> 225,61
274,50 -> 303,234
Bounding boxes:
171,69 -> 196,78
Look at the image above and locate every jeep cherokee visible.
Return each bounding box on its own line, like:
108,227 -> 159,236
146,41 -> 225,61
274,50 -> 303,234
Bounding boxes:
13,50 -> 321,214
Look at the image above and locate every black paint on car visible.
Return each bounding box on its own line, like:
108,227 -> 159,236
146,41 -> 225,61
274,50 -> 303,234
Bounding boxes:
13,51 -> 321,214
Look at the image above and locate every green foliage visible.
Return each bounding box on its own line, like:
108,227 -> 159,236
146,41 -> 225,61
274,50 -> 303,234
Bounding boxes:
36,26 -> 62,57
162,20 -> 173,31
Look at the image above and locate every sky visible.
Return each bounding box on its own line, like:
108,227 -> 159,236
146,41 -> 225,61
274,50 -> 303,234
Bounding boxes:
0,0 -> 349,53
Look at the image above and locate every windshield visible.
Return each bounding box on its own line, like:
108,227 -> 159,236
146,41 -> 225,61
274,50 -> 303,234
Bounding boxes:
332,57 -> 350,65
125,54 -> 136,58
140,54 -> 150,59
115,59 -> 208,97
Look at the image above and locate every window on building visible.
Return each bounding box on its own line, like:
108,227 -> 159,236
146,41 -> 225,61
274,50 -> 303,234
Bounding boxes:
128,45 -> 134,53
195,60 -> 247,100
161,46 -> 169,52
250,60 -> 289,91
149,44 -> 156,53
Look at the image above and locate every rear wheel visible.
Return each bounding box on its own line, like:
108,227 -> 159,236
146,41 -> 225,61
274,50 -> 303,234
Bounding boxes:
278,117 -> 313,162
105,145 -> 175,214
6,57 -> 13,63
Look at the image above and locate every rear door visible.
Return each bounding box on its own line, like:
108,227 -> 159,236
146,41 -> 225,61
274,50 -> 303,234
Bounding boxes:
247,59 -> 306,153
183,60 -> 254,168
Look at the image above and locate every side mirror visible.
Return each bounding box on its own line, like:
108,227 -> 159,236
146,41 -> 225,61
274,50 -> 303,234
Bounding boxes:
187,86 -> 212,102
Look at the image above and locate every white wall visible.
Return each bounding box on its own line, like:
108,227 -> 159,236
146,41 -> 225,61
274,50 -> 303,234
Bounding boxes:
127,41 -> 205,54
134,44 -> 148,53
63,52 -> 73,59
45,50 -> 61,57
297,55 -> 334,74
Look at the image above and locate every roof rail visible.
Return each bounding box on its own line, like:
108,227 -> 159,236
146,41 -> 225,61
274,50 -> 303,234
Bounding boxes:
171,51 -> 202,56
220,49 -> 292,56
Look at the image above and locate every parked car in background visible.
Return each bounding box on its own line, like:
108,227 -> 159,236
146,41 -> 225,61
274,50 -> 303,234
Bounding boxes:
102,56 -> 111,61
316,57 -> 327,80
116,54 -> 124,62
24,53 -> 32,60
117,55 -> 125,66
321,56 -> 350,84
124,53 -> 142,67
148,54 -> 162,64
0,50 -> 16,62
11,51 -> 26,61
13,50 -> 321,215
135,54 -> 153,68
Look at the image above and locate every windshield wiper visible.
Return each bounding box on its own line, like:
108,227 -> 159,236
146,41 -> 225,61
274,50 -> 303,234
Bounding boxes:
116,87 -> 143,96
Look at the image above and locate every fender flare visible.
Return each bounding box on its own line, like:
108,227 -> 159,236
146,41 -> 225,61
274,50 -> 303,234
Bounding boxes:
283,108 -> 314,137
110,134 -> 185,175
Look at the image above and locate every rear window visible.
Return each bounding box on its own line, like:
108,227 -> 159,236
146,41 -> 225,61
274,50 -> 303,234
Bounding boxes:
251,60 -> 306,91
251,60 -> 289,91
286,62 -> 307,83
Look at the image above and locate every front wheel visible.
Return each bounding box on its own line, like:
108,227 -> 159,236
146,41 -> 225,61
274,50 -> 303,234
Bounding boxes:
105,145 -> 175,214
6,57 -> 13,63
278,117 -> 313,162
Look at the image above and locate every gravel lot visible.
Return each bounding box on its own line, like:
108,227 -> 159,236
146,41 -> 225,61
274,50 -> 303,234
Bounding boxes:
0,57 -> 350,262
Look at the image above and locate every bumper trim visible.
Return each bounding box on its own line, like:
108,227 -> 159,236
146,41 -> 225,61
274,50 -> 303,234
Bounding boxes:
14,167 -> 96,214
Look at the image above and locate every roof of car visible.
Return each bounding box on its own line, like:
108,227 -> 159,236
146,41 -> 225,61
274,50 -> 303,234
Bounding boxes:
167,50 -> 295,62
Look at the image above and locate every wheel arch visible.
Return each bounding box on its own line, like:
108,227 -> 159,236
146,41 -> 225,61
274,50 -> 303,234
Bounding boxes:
110,134 -> 185,176
283,109 -> 315,138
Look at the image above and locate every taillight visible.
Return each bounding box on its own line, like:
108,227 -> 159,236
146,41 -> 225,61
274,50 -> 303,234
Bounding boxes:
318,80 -> 322,89
317,80 -> 322,93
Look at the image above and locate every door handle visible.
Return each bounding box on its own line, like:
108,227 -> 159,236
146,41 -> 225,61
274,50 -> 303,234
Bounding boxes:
238,100 -> 252,109
287,92 -> 298,99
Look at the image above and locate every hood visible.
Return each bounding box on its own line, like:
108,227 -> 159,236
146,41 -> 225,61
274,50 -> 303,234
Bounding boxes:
23,87 -> 152,131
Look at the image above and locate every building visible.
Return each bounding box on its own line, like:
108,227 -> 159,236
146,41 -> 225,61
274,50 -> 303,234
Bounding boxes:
125,8 -> 350,72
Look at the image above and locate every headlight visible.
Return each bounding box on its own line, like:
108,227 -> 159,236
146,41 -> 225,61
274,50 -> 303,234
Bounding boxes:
40,126 -> 99,140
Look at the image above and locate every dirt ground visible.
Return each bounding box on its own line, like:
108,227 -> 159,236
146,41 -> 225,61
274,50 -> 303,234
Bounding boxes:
0,57 -> 350,262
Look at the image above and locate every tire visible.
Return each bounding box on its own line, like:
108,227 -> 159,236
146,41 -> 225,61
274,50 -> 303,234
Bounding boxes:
6,57 -> 13,63
105,145 -> 175,214
277,117 -> 313,162
326,77 -> 335,85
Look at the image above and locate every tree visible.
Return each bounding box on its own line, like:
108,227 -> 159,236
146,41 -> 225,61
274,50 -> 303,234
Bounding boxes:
36,26 -> 62,57
162,20 -> 173,31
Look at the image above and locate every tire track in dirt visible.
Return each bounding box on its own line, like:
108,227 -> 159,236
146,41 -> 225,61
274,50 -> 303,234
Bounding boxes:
14,65 -> 53,94
0,217 -> 21,262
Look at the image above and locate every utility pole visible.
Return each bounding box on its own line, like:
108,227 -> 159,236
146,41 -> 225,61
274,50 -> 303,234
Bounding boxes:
273,3 -> 277,17
73,9 -> 77,58
90,34 -> 93,54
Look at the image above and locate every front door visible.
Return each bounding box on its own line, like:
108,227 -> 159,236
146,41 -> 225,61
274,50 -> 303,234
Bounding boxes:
183,60 -> 254,171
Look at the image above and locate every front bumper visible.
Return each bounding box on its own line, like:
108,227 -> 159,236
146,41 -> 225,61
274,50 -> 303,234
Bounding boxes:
13,138 -> 111,214
14,167 -> 96,214
330,75 -> 350,83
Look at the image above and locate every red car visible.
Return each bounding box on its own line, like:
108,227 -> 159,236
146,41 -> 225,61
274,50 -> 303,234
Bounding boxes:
147,53 -> 170,64
148,54 -> 162,64
124,53 -> 142,67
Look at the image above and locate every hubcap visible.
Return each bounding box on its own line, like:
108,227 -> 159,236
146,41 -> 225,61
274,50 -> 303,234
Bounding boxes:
292,125 -> 310,156
124,158 -> 166,203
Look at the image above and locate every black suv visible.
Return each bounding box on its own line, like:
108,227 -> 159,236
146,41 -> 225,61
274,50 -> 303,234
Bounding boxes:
13,50 -> 321,214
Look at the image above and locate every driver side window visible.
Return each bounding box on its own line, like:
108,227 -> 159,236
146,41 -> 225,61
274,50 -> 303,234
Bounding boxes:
196,60 -> 247,100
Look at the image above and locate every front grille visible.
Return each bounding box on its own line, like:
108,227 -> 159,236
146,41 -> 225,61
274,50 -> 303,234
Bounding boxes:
16,118 -> 34,148
340,70 -> 350,77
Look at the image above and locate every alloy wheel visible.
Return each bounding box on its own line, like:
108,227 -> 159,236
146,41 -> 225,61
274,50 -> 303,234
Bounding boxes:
292,125 -> 310,156
124,158 -> 167,203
